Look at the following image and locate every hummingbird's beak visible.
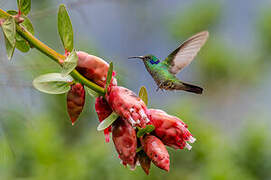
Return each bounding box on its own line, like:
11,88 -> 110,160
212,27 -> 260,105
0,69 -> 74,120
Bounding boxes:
128,56 -> 144,60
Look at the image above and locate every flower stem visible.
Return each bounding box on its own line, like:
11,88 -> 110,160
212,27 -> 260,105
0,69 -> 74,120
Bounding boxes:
0,8 -> 9,19
0,8 -> 105,96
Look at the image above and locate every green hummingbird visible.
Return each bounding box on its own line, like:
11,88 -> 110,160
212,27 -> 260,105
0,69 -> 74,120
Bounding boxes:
129,31 -> 209,94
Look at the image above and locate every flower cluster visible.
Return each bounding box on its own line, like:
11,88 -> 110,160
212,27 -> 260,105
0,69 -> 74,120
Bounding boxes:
67,51 -> 195,174
0,4 -> 198,175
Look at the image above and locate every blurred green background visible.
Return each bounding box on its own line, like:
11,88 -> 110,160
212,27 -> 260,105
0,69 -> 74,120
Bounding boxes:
1,0 -> 271,179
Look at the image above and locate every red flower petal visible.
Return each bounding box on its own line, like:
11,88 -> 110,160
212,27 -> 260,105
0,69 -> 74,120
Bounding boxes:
147,109 -> 195,150
95,96 -> 113,142
106,86 -> 149,127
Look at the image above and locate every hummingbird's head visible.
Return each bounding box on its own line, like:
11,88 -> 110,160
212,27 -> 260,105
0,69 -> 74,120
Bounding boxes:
128,55 -> 160,65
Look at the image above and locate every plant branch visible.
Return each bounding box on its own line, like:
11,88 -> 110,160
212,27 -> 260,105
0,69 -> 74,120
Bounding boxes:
0,8 -> 105,96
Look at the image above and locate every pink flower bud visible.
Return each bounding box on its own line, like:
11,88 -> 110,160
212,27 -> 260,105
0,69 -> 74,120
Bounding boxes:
95,96 -> 113,143
137,151 -> 151,175
76,51 -> 117,87
66,83 -> 85,125
106,86 -> 150,127
147,109 -> 195,150
112,117 -> 137,167
141,135 -> 170,172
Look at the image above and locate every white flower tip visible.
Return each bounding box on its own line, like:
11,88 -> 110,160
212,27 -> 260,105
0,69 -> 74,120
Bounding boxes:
189,137 -> 196,144
145,117 -> 150,123
139,109 -> 150,123
177,121 -> 185,127
139,109 -> 146,118
129,117 -> 137,126
185,143 -> 192,150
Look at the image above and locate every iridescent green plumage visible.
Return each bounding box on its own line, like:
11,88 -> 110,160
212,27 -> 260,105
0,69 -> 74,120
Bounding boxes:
129,31 -> 209,94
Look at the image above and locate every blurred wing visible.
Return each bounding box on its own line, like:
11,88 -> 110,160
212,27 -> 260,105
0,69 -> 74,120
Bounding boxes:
164,31 -> 209,75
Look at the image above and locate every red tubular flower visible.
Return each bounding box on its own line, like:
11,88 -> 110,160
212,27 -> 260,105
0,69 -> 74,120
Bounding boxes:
105,86 -> 150,127
76,51 -> 117,88
95,96 -> 113,143
141,135 -> 170,172
66,83 -> 85,125
112,117 -> 137,168
147,109 -> 196,150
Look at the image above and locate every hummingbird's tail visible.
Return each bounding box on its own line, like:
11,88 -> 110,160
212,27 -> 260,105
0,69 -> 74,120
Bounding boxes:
176,82 -> 203,94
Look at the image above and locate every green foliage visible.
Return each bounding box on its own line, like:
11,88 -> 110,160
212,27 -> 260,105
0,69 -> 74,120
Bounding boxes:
17,0 -> 31,15
1,17 -> 16,59
7,10 -> 34,53
196,38 -> 262,87
97,112 -> 119,131
61,50 -> 78,77
258,6 -> 271,54
235,122 -> 271,179
105,62 -> 113,94
85,86 -> 100,98
168,0 -> 221,39
3,33 -> 15,60
137,125 -> 155,138
139,86 -> 148,106
58,4 -> 74,52
33,73 -> 73,94
1,17 -> 16,46
8,10 -> 34,34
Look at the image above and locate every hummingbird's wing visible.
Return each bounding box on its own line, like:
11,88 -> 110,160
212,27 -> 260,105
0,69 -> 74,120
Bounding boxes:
164,31 -> 209,75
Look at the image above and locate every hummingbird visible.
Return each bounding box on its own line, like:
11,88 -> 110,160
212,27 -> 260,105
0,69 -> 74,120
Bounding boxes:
129,31 -> 209,94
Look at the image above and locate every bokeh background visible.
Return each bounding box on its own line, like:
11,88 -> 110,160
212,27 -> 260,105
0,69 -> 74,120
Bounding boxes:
1,0 -> 271,179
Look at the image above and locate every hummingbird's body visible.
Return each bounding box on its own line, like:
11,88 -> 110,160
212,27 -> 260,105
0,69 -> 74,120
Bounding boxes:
129,31 -> 209,94
143,58 -> 173,87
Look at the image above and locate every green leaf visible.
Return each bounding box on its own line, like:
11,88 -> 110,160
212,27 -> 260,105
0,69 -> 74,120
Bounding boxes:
137,125 -> 155,138
7,10 -> 34,35
58,4 -> 73,52
1,17 -> 16,47
139,86 -> 148,106
136,146 -> 143,153
17,0 -> 31,15
19,15 -> 34,34
85,86 -> 100,98
61,50 -> 78,77
33,73 -> 73,94
105,62 -> 113,94
15,33 -> 30,52
7,10 -> 34,53
97,112 -> 119,131
3,34 -> 15,60
16,15 -> 33,52
1,17 -> 16,60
